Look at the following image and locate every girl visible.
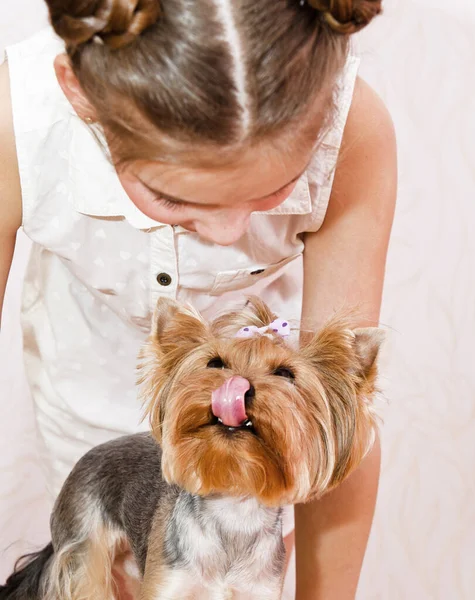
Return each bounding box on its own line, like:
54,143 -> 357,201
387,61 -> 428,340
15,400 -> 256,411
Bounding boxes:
0,0 -> 396,598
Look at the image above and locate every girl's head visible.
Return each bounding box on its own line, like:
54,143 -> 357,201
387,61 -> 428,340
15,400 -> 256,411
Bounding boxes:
47,0 -> 382,244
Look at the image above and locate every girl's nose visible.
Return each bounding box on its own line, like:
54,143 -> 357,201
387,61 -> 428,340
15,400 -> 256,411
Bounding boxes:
195,211 -> 251,246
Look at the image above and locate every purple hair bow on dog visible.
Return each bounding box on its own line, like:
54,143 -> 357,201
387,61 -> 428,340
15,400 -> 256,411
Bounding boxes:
235,318 -> 291,339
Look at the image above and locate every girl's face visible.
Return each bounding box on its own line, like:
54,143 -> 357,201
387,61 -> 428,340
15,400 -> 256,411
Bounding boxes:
116,145 -> 312,246
52,57 -> 323,246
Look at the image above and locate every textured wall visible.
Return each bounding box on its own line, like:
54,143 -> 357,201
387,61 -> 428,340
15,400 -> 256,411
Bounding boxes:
1,2 -> 474,598
355,3 -> 475,598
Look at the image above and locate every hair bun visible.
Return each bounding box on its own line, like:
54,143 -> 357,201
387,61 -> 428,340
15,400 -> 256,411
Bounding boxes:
48,0 -> 161,50
307,0 -> 382,35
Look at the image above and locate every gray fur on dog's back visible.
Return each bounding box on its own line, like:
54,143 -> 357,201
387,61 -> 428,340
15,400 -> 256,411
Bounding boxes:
51,433 -> 175,573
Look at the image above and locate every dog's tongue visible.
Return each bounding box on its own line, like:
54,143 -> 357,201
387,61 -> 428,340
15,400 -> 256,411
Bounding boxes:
211,376 -> 250,427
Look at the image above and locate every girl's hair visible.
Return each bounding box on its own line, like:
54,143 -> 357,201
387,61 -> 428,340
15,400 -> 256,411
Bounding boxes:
46,0 -> 382,164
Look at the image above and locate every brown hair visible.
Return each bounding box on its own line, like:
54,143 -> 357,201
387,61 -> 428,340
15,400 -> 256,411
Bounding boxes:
46,0 -> 382,164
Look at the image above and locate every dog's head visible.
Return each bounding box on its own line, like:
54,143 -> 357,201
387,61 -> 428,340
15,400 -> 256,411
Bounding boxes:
138,297 -> 383,506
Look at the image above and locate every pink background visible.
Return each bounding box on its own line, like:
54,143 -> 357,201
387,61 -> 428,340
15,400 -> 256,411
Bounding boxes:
1,1 -> 475,598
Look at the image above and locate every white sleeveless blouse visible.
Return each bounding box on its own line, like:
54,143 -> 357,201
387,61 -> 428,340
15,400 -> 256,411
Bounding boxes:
6,28 -> 359,500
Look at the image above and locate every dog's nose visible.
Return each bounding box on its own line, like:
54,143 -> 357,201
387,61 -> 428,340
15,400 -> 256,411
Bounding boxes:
244,385 -> 255,406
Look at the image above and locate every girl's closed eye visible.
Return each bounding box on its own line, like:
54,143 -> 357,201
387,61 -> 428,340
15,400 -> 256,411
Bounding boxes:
152,195 -> 185,212
136,166 -> 301,218
151,190 -> 285,216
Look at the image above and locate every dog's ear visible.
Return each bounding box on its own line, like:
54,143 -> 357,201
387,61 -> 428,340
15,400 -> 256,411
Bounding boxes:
301,321 -> 384,392
138,298 -> 209,441
301,321 -> 384,496
352,327 -> 386,384
151,297 -> 209,353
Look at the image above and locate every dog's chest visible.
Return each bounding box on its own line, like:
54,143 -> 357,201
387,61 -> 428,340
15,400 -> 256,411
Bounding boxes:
190,521 -> 279,584
167,535 -> 282,599
165,496 -> 284,596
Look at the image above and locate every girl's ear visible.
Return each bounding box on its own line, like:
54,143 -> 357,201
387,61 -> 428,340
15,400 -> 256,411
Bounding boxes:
54,54 -> 96,121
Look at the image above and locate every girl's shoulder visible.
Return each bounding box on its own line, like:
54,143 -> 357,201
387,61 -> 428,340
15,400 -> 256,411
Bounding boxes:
5,27 -> 63,58
302,54 -> 361,232
312,75 -> 397,242
0,61 -> 22,231
0,61 -> 22,311
5,29 -> 78,228
5,27 -> 71,135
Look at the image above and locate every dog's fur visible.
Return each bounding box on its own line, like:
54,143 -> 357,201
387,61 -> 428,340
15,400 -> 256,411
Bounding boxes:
0,297 -> 383,599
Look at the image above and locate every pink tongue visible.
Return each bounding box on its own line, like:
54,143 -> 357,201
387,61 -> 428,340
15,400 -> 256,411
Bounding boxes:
211,376 -> 250,427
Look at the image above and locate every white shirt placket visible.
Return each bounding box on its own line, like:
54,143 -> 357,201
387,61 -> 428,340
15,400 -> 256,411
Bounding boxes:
150,226 -> 178,308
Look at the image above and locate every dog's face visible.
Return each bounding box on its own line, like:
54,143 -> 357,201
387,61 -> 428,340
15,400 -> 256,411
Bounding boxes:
138,297 -> 383,506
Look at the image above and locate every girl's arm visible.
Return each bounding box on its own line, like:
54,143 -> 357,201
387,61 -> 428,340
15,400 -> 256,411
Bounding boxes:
0,61 -> 22,323
296,78 -> 397,600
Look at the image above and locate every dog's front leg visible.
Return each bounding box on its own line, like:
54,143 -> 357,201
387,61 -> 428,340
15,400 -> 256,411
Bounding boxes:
232,591 -> 281,600
140,565 -> 198,600
232,580 -> 283,600
207,588 -> 233,600
140,510 -> 201,600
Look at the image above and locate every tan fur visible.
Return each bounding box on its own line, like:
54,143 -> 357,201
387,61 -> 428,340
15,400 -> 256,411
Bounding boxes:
138,297 -> 384,506
45,525 -> 128,600
140,490 -> 178,598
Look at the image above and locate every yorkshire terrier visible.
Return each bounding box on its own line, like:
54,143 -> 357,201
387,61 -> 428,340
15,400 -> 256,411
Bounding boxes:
1,297 -> 383,600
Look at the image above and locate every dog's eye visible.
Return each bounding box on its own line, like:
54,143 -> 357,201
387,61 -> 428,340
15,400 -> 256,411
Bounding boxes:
207,357 -> 226,369
273,367 -> 295,380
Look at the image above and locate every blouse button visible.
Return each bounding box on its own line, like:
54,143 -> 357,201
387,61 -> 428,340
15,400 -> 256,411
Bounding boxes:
157,272 -> 172,286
